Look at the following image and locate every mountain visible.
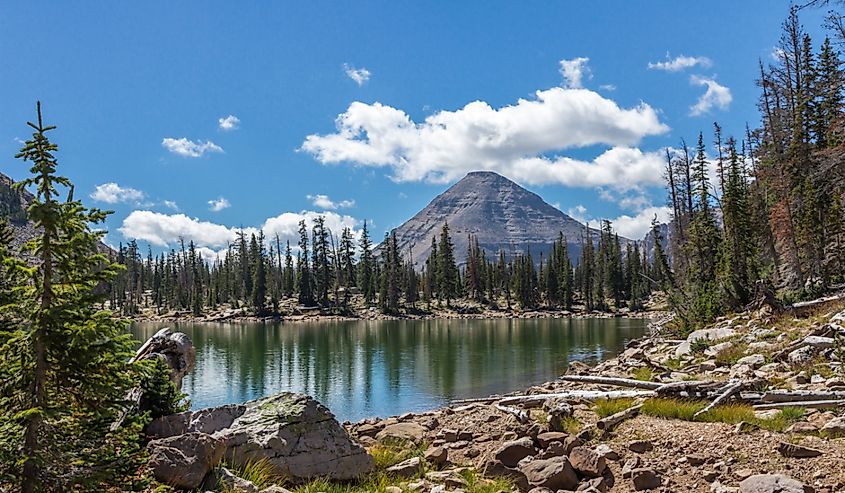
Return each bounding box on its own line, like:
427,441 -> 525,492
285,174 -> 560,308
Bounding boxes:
0,172 -> 40,251
390,171 -> 619,270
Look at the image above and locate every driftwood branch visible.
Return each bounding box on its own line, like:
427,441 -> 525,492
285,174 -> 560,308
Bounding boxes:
596,403 -> 643,431
761,390 -> 845,403
753,399 -> 845,410
498,390 -> 656,406
559,374 -> 664,390
495,403 -> 529,423
694,381 -> 744,418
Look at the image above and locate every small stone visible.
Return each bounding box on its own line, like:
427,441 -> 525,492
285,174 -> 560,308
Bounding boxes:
622,456 -> 641,478
561,435 -> 583,455
211,467 -> 259,493
631,468 -> 662,490
703,470 -> 720,482
734,468 -> 754,481
737,354 -> 766,368
466,447 -> 480,458
424,446 -> 448,465
578,476 -> 609,492
568,446 -> 606,477
494,437 -> 537,468
386,456 -> 423,478
594,444 -> 619,461
442,428 -> 459,442
786,422 -> 819,434
627,440 -> 654,453
686,454 -> 707,466
520,456 -> 579,491
754,409 -> 781,420
385,487 -> 402,493
458,430 -> 474,441
259,487 -> 294,493
502,431 -> 518,441
820,417 -> 845,437
777,441 -> 823,458
536,431 -> 569,448
376,422 -> 428,445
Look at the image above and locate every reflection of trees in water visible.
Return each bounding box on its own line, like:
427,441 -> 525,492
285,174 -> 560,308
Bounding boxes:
130,318 -> 645,420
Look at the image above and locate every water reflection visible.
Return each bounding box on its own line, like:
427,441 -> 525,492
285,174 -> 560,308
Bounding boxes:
130,318 -> 646,422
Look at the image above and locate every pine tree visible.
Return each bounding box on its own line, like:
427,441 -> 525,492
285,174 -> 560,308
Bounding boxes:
1,103 -> 146,491
358,221 -> 375,306
436,223 -> 458,307
297,220 -> 314,305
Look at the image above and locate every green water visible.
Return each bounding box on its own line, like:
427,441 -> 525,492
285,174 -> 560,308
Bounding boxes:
130,317 -> 646,422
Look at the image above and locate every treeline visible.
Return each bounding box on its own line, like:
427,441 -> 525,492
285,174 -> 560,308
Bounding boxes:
109,220 -> 654,316
657,7 -> 845,329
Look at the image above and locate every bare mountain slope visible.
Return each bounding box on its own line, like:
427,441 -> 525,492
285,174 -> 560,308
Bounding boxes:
390,171 -> 614,269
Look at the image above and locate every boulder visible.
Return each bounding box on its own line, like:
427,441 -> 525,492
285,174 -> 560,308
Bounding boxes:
147,432 -> 224,490
494,437 -> 537,468
594,444 -> 619,461
736,354 -> 766,369
803,336 -> 834,349
630,468 -> 662,490
676,328 -> 737,357
213,392 -> 373,482
788,346 -> 815,366
568,446 -> 606,477
738,474 -> 814,493
376,422 -> 427,444
484,459 -> 530,492
147,403 -> 246,439
520,456 -> 579,491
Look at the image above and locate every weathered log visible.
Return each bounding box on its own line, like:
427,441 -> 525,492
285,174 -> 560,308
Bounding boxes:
596,403 -> 643,431
498,390 -> 656,406
494,403 -> 529,423
753,399 -> 845,410
655,380 -> 712,395
559,375 -> 664,390
761,390 -> 845,403
693,381 -> 744,418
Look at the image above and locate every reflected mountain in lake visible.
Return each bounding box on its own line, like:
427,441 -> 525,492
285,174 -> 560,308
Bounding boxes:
131,317 -> 646,422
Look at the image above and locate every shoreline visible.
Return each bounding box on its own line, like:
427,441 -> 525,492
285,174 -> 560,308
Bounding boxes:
126,306 -> 666,325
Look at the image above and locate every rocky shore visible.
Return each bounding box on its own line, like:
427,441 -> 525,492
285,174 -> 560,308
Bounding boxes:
142,295 -> 845,493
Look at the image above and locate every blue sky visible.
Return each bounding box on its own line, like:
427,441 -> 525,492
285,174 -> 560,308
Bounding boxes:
0,1 -> 832,258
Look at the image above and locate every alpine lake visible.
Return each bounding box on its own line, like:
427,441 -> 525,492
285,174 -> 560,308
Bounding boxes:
130,317 -> 647,423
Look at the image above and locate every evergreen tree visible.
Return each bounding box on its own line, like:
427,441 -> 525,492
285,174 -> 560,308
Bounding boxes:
1,103 -> 145,491
357,221 -> 375,305
436,223 -> 458,307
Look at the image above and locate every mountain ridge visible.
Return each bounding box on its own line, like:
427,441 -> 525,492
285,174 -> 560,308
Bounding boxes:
389,171 -> 620,269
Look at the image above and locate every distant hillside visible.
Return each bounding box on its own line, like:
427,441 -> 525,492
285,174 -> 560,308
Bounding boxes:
0,172 -> 40,251
388,171 -> 625,269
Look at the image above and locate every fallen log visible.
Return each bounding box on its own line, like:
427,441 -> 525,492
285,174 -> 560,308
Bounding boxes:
753,399 -> 845,410
694,381 -> 744,418
498,390 -> 656,406
596,403 -> 643,431
761,390 -> 845,403
559,375 -> 664,390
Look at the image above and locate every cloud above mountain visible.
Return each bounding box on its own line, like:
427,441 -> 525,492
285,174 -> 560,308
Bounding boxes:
301,85 -> 669,190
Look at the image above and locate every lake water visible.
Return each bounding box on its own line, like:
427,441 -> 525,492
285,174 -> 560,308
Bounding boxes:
130,317 -> 647,423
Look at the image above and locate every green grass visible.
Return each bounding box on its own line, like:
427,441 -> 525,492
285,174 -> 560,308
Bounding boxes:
593,398 -> 637,418
219,458 -> 280,491
632,366 -> 655,382
639,398 -> 805,432
556,415 -> 583,434
368,439 -> 427,471
458,468 -> 513,493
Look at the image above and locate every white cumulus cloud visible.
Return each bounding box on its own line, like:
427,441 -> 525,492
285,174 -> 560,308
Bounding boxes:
306,194 -> 355,210
162,137 -> 224,158
208,197 -> 231,212
609,206 -> 673,240
301,85 -> 668,190
218,115 -> 240,131
119,210 -> 362,253
689,75 -> 732,116
648,54 -> 712,72
90,183 -> 145,204
343,64 -> 371,86
559,57 -> 592,89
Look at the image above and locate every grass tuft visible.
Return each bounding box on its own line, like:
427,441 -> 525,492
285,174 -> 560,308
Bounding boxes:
593,398 -> 637,418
